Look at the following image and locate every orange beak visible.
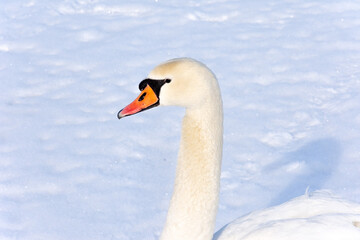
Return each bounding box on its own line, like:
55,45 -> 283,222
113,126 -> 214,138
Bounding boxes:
118,84 -> 159,119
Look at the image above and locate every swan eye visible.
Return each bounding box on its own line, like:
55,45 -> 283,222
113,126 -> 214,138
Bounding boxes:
165,79 -> 171,83
138,92 -> 146,101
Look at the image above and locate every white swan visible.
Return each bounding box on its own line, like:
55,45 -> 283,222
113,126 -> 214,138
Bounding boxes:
118,58 -> 360,240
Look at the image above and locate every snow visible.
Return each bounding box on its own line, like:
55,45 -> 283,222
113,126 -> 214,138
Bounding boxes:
1,0 -> 360,239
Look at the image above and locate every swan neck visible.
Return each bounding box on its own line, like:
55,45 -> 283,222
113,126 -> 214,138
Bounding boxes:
160,101 -> 223,240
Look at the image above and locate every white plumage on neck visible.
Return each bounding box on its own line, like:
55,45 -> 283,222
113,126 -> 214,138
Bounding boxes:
160,100 -> 223,240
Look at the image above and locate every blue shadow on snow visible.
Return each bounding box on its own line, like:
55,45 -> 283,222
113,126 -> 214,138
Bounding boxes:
269,138 -> 341,206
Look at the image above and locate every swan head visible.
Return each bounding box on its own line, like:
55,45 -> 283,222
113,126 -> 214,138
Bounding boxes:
118,58 -> 219,119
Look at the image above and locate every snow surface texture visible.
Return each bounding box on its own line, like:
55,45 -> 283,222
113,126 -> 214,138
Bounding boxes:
1,0 -> 360,239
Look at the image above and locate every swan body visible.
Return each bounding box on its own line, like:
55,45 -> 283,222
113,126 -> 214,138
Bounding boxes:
214,191 -> 360,240
118,58 -> 360,240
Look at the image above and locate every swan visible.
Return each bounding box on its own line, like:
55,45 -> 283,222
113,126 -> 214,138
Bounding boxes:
117,58 -> 360,240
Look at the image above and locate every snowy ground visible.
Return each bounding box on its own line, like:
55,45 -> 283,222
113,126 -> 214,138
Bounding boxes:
1,0 -> 360,239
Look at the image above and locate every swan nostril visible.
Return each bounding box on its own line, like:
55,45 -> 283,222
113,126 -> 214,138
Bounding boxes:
138,92 -> 146,101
